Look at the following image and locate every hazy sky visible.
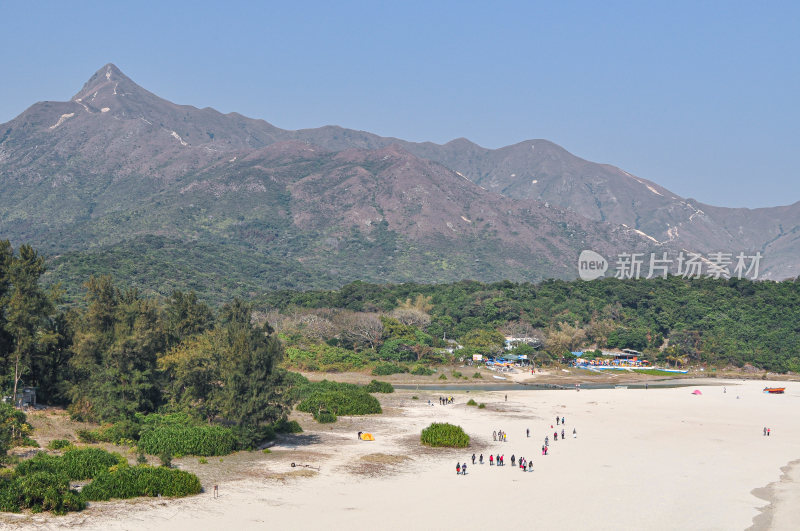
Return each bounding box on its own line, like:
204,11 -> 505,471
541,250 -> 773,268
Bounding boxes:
1,1 -> 798,207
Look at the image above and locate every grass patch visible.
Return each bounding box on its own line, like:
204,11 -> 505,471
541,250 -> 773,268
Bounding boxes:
466,399 -> 478,406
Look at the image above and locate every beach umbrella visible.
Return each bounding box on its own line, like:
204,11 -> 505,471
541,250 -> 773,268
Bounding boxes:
692,389 -> 702,395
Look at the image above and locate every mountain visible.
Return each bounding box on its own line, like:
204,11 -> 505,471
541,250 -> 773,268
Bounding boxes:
0,64 -> 794,302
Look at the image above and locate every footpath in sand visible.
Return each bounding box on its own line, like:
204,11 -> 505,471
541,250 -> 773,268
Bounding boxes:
15,379 -> 800,531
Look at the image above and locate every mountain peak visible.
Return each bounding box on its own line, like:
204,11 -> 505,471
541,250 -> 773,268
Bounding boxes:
73,63 -> 137,101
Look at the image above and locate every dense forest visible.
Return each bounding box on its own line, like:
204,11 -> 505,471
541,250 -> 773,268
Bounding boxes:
2,240 -> 800,423
0,242 -> 293,446
260,276 -> 800,373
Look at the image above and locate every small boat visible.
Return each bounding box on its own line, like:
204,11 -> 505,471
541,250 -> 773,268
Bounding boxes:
493,375 -> 507,380
763,387 -> 785,394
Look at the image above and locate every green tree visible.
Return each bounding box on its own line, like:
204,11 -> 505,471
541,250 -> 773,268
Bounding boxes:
218,300 -> 290,428
3,245 -> 54,404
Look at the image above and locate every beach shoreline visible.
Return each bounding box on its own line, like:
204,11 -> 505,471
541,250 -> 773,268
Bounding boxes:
4,379 -> 799,530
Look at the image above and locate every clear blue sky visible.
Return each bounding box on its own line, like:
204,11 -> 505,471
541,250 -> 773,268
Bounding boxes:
1,0 -> 798,207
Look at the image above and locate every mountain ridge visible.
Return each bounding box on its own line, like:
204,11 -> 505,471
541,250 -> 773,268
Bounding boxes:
1,64 -> 796,301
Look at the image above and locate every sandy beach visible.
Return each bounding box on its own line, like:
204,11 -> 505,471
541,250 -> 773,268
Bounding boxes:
7,379 -> 800,531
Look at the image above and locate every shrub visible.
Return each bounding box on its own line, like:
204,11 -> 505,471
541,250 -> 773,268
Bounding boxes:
285,344 -> 368,372
47,439 -> 73,451
159,452 -> 172,468
452,371 -> 463,379
199,457 -> 208,464
15,448 -> 125,481
297,389 -> 381,418
472,372 -> 482,379
76,420 -> 141,445
138,425 -> 237,457
364,380 -> 394,393
371,363 -> 408,376
231,424 -> 275,449
466,399 -> 477,406
420,423 -> 470,448
410,365 -> 434,376
478,403 -> 486,409
273,418 -> 303,434
315,411 -> 337,423
411,396 -> 419,400
0,476 -> 22,512
81,464 -> 202,501
17,471 -> 85,514
438,374 -> 447,380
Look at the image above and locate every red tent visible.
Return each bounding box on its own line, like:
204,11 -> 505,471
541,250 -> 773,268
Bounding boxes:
692,390 -> 702,395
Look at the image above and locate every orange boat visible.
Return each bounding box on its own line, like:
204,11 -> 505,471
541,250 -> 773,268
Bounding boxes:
763,387 -> 785,394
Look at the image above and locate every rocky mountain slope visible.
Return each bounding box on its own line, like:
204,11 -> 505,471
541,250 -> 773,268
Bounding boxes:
0,64 -> 794,301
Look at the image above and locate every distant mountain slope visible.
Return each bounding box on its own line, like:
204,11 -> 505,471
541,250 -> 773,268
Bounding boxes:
0,64 -> 795,302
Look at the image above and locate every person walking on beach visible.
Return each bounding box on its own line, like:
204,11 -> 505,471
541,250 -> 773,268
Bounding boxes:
527,428 -> 530,438
561,429 -> 565,440
480,454 -> 484,464
504,433 -> 507,443
462,462 -> 467,475
472,453 -> 476,465
490,454 -> 494,465
562,416 -> 565,425
554,431 -> 558,441
456,463 -> 461,475
573,428 -> 577,438
541,445 -> 545,455
556,416 -> 560,426
493,430 -> 497,441
545,436 -> 549,447
505,394 -> 508,402
768,428 -> 771,436
511,455 -> 515,467
763,427 -> 767,436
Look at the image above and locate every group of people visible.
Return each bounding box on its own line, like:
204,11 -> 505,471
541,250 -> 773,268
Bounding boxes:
456,404 -> 581,478
439,396 -> 455,405
762,427 -> 772,436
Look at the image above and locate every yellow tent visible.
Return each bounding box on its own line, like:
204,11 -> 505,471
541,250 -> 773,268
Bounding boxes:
360,433 -> 375,441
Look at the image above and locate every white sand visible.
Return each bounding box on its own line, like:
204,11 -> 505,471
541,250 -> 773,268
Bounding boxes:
18,379 -> 800,530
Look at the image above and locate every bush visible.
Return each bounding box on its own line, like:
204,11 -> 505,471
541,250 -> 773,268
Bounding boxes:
17,471 -> 85,514
420,423 -> 470,448
15,448 -> 125,481
452,371 -> 463,379
231,424 -> 275,449
138,425 -> 237,457
47,439 -> 73,451
478,403 -> 486,409
77,420 -> 141,445
466,399 -> 477,406
297,389 -> 381,419
410,365 -> 434,376
411,396 -> 419,400
81,464 -> 202,501
438,374 -> 447,380
315,411 -> 337,423
273,418 -> 303,434
363,380 -> 394,393
472,372 -> 482,379
285,344 -> 368,372
371,363 -> 408,376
